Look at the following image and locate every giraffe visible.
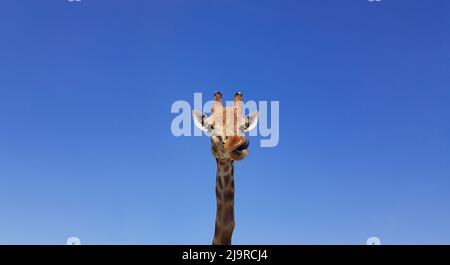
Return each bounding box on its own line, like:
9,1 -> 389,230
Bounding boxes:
192,91 -> 258,245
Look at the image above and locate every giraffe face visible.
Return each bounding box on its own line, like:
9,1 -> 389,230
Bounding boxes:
193,92 -> 258,161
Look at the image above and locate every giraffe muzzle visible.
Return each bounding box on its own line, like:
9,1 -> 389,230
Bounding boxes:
236,137 -> 249,151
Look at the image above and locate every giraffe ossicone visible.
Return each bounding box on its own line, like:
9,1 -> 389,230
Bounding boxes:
192,91 -> 258,245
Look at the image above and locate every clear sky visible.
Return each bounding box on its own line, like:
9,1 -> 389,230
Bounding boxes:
0,0 -> 449,244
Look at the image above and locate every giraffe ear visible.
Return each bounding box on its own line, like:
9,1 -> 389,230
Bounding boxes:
192,110 -> 210,132
245,112 -> 258,132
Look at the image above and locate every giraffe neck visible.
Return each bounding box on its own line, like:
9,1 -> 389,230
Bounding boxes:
213,159 -> 235,245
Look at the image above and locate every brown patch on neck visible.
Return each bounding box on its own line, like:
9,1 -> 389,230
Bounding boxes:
213,160 -> 235,245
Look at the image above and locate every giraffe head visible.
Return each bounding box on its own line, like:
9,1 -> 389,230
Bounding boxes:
193,91 -> 258,161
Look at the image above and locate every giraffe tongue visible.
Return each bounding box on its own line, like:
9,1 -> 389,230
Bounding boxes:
236,137 -> 249,151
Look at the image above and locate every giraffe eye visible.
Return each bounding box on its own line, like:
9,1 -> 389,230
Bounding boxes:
238,124 -> 245,133
206,122 -> 214,131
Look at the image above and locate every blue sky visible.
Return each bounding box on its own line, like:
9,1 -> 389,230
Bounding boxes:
0,0 -> 449,244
